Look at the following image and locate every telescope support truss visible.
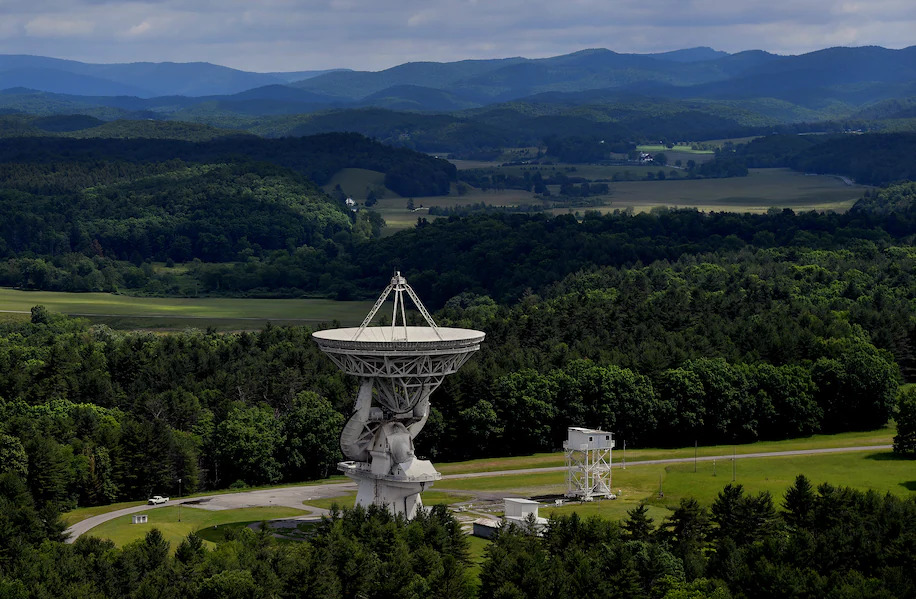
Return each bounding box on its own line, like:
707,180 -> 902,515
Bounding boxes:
564,443 -> 613,501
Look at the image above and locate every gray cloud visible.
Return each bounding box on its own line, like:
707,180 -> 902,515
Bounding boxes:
0,0 -> 912,71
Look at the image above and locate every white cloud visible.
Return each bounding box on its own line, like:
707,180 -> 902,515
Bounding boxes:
125,21 -> 151,36
24,15 -> 95,37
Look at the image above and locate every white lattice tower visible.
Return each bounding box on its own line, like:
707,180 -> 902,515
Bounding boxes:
564,427 -> 614,501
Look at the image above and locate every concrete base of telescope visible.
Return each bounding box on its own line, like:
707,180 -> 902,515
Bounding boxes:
339,458 -> 441,519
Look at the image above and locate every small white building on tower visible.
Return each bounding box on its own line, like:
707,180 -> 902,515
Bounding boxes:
564,426 -> 614,501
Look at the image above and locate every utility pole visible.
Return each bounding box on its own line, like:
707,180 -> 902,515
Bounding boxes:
178,478 -> 182,522
732,447 -> 736,482
694,440 -> 697,473
623,440 -> 626,470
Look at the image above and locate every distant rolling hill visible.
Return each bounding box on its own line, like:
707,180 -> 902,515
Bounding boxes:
1,46 -> 915,153
0,55 -> 334,97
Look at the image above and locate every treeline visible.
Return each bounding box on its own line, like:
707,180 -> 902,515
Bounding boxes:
452,350 -> 895,457
0,132 -> 456,198
7,189 -> 916,301
349,199 -> 916,309
724,132 -> 916,185
0,499 -> 475,599
484,478 -> 916,598
0,312 -> 350,505
428,203 -> 546,217
156,197 -> 916,306
544,136 -> 634,162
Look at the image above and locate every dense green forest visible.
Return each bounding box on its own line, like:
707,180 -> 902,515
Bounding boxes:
0,501 -> 476,599
0,132 -> 456,198
6,179 -> 915,301
1,232 -> 912,506
481,479 -> 916,598
722,132 -> 916,185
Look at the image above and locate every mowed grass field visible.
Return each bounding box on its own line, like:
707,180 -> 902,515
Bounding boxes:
436,426 -> 895,475
0,288 -> 377,329
83,505 -> 306,549
437,449 -> 915,524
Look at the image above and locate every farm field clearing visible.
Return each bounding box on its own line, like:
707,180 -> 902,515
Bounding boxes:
83,506 -> 306,549
636,144 -> 715,155
370,168 -> 866,233
577,168 -> 865,214
321,167 -> 399,198
0,288 -> 376,330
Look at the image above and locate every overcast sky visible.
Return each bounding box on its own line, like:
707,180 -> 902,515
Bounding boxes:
0,0 -> 913,72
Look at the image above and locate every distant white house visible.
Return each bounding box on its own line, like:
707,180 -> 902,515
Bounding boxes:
345,197 -> 356,207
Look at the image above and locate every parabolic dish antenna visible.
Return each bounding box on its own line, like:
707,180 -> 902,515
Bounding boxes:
312,272 -> 484,518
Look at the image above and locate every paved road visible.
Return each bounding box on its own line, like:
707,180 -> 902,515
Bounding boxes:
65,444 -> 891,542
65,481 -> 356,543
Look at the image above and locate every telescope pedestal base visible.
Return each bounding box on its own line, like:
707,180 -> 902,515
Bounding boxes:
339,461 -> 439,520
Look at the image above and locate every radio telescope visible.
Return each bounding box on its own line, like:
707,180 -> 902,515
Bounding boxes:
312,272 -> 484,518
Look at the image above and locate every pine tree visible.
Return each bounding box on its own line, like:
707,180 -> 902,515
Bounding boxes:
623,503 -> 655,542
783,474 -> 816,529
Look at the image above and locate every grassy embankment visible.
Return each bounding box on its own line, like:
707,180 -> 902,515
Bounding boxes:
0,288 -> 376,330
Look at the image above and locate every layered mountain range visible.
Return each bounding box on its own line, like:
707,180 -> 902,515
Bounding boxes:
1,46 -> 914,150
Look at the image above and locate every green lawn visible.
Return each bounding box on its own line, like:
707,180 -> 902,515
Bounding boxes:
82,505 -> 306,549
62,501 -> 147,526
0,288 -> 376,328
436,426 -> 895,475
440,449 -> 915,523
466,535 -> 491,588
